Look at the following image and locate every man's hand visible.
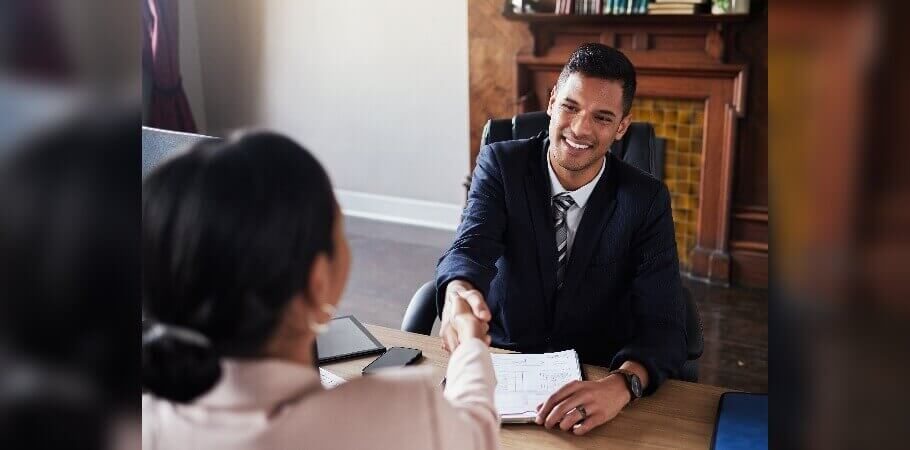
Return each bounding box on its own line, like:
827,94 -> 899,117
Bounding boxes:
534,376 -> 630,435
449,312 -> 490,348
535,361 -> 648,435
439,280 -> 492,352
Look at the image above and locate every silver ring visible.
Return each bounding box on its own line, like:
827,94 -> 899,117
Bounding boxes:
576,405 -> 587,420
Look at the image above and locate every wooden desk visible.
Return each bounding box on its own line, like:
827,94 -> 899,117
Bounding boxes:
323,324 -> 728,449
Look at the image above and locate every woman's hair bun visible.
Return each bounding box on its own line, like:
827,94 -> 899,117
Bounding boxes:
141,321 -> 222,403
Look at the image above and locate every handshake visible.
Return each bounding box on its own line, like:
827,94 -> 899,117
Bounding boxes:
438,279 -> 493,352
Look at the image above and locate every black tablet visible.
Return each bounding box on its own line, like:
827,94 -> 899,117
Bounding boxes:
316,315 -> 385,364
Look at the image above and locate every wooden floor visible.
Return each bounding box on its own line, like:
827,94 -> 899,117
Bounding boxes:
339,216 -> 768,393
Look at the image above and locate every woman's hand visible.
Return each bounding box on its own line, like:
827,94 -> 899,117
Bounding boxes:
440,280 -> 492,352
448,299 -> 491,350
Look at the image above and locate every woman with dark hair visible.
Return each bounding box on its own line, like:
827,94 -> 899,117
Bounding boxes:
141,132 -> 498,449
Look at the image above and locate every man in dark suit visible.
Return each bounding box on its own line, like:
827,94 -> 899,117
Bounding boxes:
435,43 -> 686,434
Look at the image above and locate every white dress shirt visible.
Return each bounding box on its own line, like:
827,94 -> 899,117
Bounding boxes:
142,339 -> 499,450
547,156 -> 606,259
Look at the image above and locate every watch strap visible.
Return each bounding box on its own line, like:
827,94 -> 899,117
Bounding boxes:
609,369 -> 642,402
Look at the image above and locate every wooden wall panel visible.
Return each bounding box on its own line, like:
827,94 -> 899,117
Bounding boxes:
467,0 -> 533,168
729,1 -> 768,288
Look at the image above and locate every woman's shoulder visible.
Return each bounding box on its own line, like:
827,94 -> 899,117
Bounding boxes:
269,367 -> 446,449
304,366 -> 447,425
142,393 -> 168,416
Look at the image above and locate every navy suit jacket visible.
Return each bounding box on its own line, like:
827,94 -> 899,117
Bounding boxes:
436,135 -> 686,394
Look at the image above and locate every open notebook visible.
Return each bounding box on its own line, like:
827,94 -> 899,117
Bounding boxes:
491,350 -> 584,423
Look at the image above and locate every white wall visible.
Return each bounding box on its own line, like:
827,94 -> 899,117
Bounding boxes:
178,1 -> 207,131
185,0 -> 470,229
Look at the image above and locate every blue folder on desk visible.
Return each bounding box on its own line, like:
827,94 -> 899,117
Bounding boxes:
710,392 -> 768,450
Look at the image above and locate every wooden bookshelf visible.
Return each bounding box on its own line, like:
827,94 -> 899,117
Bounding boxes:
502,11 -> 750,26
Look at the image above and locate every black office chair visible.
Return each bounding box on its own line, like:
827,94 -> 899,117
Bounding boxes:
141,126 -> 219,177
401,111 -> 703,381
479,110 -> 665,180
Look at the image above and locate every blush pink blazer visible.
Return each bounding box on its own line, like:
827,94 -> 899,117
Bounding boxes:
143,338 -> 499,450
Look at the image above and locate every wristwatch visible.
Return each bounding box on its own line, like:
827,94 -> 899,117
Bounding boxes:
610,369 -> 643,403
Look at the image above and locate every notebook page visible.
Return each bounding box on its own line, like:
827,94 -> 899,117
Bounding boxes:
319,368 -> 346,389
491,350 -> 582,421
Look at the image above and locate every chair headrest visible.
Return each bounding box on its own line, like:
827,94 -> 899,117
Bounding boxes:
481,111 -> 659,177
141,127 -> 219,177
512,111 -> 550,141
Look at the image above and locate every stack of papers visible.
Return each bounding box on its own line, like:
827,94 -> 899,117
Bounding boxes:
491,350 -> 583,423
319,368 -> 346,388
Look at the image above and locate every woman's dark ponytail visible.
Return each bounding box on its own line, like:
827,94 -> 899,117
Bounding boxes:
141,131 -> 336,404
141,320 -> 221,403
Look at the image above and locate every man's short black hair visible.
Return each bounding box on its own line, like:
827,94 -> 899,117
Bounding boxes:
556,43 -> 637,116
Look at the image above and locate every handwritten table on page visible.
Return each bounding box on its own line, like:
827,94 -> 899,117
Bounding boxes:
491,350 -> 583,423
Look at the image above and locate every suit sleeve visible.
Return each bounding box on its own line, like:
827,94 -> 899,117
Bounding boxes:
435,145 -> 508,317
610,183 -> 687,395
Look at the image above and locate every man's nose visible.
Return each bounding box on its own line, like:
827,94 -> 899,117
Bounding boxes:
570,112 -> 594,138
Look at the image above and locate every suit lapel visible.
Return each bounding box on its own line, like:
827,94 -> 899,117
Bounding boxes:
524,138 -> 558,320
553,154 -> 619,327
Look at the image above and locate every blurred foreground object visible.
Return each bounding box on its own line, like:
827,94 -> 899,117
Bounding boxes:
771,0 -> 910,448
0,106 -> 139,449
0,2 -> 141,448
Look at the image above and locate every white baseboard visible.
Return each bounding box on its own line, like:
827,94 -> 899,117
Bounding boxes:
335,189 -> 462,231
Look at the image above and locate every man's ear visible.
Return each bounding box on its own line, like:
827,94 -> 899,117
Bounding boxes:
546,86 -> 557,116
614,114 -> 634,141
306,253 -> 332,308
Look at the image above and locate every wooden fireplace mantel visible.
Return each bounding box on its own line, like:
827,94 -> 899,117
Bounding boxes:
499,9 -> 751,285
503,11 -> 749,60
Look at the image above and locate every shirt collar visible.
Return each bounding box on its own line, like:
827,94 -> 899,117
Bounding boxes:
547,154 -> 606,209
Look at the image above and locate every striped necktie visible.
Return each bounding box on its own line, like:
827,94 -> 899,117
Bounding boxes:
553,193 -> 575,289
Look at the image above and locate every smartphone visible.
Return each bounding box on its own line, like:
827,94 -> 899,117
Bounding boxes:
362,347 -> 422,375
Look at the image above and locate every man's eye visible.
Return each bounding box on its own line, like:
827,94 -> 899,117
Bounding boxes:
596,116 -> 612,123
561,104 -> 577,112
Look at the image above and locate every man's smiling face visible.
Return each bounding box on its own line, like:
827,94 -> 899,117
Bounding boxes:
546,72 -> 632,177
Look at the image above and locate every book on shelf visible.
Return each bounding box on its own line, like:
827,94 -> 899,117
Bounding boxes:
614,0 -> 626,14
648,8 -> 705,15
654,0 -> 706,3
554,0 -> 574,14
552,0 -> 653,16
581,0 -> 601,15
647,1 -> 710,14
599,0 -> 648,15
562,0 -> 607,16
